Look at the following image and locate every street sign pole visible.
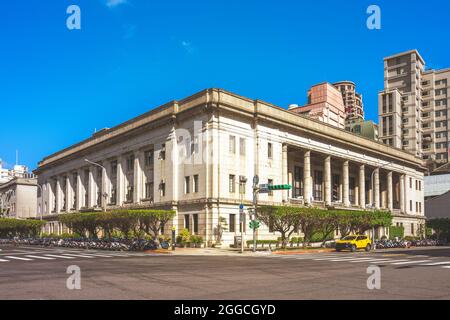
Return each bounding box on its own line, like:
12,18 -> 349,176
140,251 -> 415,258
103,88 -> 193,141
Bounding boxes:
252,175 -> 259,253
239,204 -> 244,254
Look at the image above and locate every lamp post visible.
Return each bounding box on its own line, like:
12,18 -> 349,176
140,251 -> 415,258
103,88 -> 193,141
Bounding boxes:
84,159 -> 108,212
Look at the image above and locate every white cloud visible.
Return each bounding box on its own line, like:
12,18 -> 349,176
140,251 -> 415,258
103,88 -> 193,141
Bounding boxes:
105,0 -> 127,8
180,41 -> 196,54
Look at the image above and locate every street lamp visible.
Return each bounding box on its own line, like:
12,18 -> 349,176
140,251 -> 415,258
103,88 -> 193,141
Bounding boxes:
84,159 -> 108,212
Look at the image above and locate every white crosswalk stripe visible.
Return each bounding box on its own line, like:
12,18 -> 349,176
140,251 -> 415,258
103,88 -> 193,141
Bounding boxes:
5,256 -> 33,261
61,254 -> 96,258
25,255 -> 55,260
420,261 -> 450,266
44,254 -> 75,259
391,260 -> 432,265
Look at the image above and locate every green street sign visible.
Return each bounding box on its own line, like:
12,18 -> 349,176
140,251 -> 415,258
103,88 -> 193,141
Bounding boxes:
268,184 -> 292,190
249,220 -> 260,230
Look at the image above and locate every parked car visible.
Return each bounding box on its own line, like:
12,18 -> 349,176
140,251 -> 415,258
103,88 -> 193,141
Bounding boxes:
335,235 -> 372,252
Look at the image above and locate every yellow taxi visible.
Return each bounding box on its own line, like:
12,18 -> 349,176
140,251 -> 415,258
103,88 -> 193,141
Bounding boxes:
335,235 -> 372,252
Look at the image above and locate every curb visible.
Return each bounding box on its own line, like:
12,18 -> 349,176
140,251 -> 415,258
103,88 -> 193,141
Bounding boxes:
272,249 -> 335,255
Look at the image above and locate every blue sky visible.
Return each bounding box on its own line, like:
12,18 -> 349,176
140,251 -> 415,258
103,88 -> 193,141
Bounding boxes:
1,0 -> 449,170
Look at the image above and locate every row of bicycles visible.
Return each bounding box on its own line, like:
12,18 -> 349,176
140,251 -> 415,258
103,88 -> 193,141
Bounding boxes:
374,238 -> 445,249
0,237 -> 169,251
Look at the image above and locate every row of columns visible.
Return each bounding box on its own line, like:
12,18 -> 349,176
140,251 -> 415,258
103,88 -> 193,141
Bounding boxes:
281,146 -> 406,212
42,150 -> 153,215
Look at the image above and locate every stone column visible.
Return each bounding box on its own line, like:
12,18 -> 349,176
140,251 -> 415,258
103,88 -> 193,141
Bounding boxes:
374,168 -> 380,209
88,167 -> 95,208
45,181 -> 52,215
101,165 -> 107,210
387,172 -> 393,211
343,161 -> 350,207
400,174 -> 405,213
65,175 -> 71,212
324,156 -> 331,206
55,178 -> 61,213
282,144 -> 288,202
303,151 -> 311,204
76,170 -> 83,210
117,157 -> 124,205
359,165 -> 366,209
134,151 -> 142,203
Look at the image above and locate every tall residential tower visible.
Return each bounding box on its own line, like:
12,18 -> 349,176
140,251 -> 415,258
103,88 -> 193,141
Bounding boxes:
378,50 -> 450,171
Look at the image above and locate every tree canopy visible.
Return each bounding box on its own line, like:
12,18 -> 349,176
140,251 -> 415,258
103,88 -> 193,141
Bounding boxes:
257,205 -> 392,248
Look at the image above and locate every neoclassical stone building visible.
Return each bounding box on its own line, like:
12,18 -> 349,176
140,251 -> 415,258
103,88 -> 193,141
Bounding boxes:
34,89 -> 426,244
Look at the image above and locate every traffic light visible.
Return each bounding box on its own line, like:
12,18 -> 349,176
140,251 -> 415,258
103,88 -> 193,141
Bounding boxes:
268,184 -> 292,190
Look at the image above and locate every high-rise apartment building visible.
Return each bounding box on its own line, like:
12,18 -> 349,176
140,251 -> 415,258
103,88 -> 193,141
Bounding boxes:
334,81 -> 365,122
378,50 -> 450,171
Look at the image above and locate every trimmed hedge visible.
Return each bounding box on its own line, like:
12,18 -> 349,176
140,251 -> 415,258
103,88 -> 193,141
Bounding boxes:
0,218 -> 46,238
389,226 -> 404,240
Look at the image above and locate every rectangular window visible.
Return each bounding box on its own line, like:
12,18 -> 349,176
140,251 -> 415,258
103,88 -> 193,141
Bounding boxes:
185,176 -> 190,194
193,214 -> 199,234
239,137 -> 246,156
349,177 -> 356,204
409,178 -> 412,188
145,182 -> 154,199
184,215 -> 190,231
111,161 -> 118,175
229,136 -> 236,154
144,150 -> 154,167
268,143 -> 273,159
293,166 -> 303,198
193,175 -> 199,193
313,171 -> 323,201
126,155 -> 134,172
268,179 -> 274,196
332,174 -> 340,202
229,175 -> 236,193
239,176 -> 246,194
160,181 -> 166,197
229,214 -> 236,233
410,200 -> 413,212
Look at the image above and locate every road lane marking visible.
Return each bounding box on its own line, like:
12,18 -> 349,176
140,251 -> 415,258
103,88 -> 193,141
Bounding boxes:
84,253 -> 114,258
44,254 -> 75,259
442,266 -> 450,269
419,261 -> 450,266
349,259 -> 393,263
61,254 -> 96,258
5,256 -> 33,261
0,259 -> 9,262
25,255 -> 55,260
330,257 -> 379,262
392,260 -> 432,265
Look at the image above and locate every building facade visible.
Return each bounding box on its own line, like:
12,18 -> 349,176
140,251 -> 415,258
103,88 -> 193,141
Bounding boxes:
34,89 -> 427,244
334,81 -> 365,121
378,50 -> 450,171
290,83 -> 347,129
0,177 -> 38,219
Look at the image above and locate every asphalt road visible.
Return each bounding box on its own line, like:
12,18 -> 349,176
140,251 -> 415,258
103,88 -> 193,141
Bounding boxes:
1,245 -> 450,300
